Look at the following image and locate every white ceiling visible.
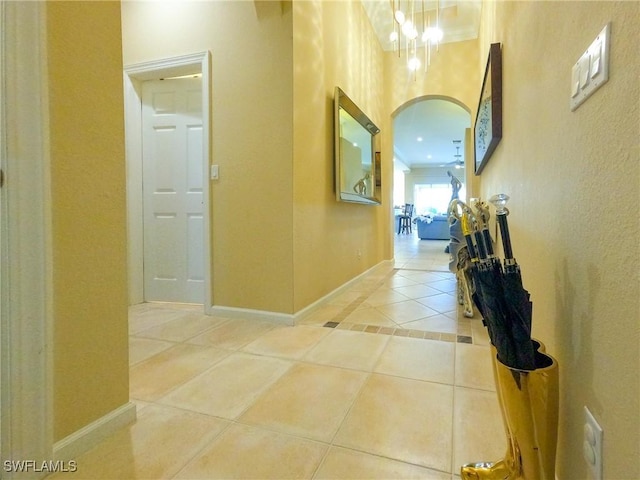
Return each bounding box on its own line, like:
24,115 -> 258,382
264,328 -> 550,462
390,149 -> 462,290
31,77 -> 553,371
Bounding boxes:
361,0 -> 481,169
394,99 -> 471,169
362,0 -> 483,51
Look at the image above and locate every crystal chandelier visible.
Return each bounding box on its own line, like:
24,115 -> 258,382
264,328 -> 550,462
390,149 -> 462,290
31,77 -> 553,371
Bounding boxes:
389,0 -> 443,74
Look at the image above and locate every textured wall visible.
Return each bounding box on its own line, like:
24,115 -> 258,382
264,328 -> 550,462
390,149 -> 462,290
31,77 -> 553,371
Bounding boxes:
477,2 -> 639,477
292,0 -> 389,312
122,1 -> 294,313
385,39 -> 480,117
383,39 -> 480,207
47,1 -> 129,441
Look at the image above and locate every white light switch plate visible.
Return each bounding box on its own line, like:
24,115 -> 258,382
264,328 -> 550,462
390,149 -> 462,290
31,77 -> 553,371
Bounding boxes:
570,23 -> 611,111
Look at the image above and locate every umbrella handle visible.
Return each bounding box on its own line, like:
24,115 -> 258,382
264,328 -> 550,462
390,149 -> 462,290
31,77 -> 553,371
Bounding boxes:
496,213 -> 514,260
472,199 -> 494,257
448,198 -> 467,221
460,210 -> 478,261
474,230 -> 488,260
482,229 -> 494,256
464,234 -> 478,261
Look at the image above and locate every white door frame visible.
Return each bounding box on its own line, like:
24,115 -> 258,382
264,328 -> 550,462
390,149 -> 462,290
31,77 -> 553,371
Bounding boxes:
1,1 -> 53,473
124,52 -> 212,312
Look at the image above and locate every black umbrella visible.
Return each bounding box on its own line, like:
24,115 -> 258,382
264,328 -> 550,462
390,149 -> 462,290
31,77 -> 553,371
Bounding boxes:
489,194 -> 536,370
473,197 -> 514,340
470,206 -> 523,370
455,204 -> 486,319
457,206 -> 515,366
474,259 -> 519,368
473,199 -> 496,260
454,197 -> 535,371
450,201 -> 495,328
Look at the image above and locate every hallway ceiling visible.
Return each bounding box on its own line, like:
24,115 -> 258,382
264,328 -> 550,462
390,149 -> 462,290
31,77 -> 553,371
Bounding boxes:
394,99 -> 471,170
362,0 -> 483,51
361,0 -> 481,170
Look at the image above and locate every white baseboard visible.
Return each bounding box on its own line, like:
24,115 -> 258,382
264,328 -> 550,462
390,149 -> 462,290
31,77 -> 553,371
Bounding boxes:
53,402 -> 136,461
292,260 -> 394,324
208,305 -> 295,326
208,260 -> 394,326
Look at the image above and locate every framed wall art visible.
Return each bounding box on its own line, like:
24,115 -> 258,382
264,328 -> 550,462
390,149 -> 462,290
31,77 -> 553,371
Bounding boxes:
474,43 -> 503,175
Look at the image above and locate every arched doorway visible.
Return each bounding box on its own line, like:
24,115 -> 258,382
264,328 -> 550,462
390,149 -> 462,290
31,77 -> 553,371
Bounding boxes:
391,96 -> 471,268
393,96 -> 471,214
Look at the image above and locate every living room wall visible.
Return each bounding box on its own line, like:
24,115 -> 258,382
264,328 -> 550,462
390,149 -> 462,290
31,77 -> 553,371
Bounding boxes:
476,2 -> 639,477
403,166 -> 466,216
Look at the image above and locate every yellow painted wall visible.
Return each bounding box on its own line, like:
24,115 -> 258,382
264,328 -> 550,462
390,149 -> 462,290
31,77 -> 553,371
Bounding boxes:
123,0 -> 391,315
40,3 -> 639,470
47,1 -> 129,441
384,40 -> 480,199
121,1 -> 294,313
292,0 -> 390,311
385,39 -> 480,116
477,2 -> 639,477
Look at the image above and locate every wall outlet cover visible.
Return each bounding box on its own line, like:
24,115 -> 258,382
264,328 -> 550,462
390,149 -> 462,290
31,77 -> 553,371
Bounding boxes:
583,406 -> 603,480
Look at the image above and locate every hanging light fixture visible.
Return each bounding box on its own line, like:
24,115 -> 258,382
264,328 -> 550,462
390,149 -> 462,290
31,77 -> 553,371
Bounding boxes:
406,0 -> 418,74
408,56 -> 421,71
394,1 -> 406,25
389,0 -> 444,75
389,0 -> 400,57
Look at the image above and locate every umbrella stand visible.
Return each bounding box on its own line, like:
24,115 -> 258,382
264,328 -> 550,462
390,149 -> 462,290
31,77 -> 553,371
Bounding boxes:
462,195 -> 559,479
462,349 -> 559,480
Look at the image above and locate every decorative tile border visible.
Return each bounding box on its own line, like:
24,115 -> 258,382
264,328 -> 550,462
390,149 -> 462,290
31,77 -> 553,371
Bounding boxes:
322,320 -> 474,344
322,268 -> 479,344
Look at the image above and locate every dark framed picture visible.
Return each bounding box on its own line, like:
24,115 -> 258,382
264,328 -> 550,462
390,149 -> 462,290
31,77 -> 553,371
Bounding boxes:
375,152 -> 381,187
474,43 -> 503,175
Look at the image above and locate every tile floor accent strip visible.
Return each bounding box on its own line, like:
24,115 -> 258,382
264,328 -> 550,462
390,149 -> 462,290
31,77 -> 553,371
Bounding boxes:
323,321 -> 475,344
322,268 -> 479,344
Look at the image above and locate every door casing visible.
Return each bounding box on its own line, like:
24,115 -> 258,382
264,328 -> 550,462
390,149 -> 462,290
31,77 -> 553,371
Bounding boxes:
123,52 -> 212,312
1,1 -> 53,471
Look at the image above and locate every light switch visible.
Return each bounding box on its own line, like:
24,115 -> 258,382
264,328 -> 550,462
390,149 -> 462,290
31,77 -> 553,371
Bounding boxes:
571,64 -> 581,98
579,54 -> 591,89
210,164 -> 219,180
570,22 -> 611,111
590,40 -> 602,78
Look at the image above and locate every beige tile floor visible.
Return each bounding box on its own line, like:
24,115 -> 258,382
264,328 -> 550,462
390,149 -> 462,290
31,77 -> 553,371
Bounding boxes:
49,234 -> 506,480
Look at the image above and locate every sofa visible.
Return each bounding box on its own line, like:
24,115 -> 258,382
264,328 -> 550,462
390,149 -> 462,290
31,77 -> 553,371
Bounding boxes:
416,214 -> 450,240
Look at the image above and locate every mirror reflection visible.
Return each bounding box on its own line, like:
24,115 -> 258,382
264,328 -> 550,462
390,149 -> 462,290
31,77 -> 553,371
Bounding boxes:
334,87 -> 381,205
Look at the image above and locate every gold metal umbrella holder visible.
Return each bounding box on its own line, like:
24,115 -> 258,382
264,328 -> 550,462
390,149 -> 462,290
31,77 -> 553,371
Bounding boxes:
461,339 -> 559,479
459,194 -> 560,479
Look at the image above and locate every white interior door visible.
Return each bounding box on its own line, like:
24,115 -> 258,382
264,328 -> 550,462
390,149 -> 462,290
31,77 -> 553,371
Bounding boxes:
142,77 -> 204,304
